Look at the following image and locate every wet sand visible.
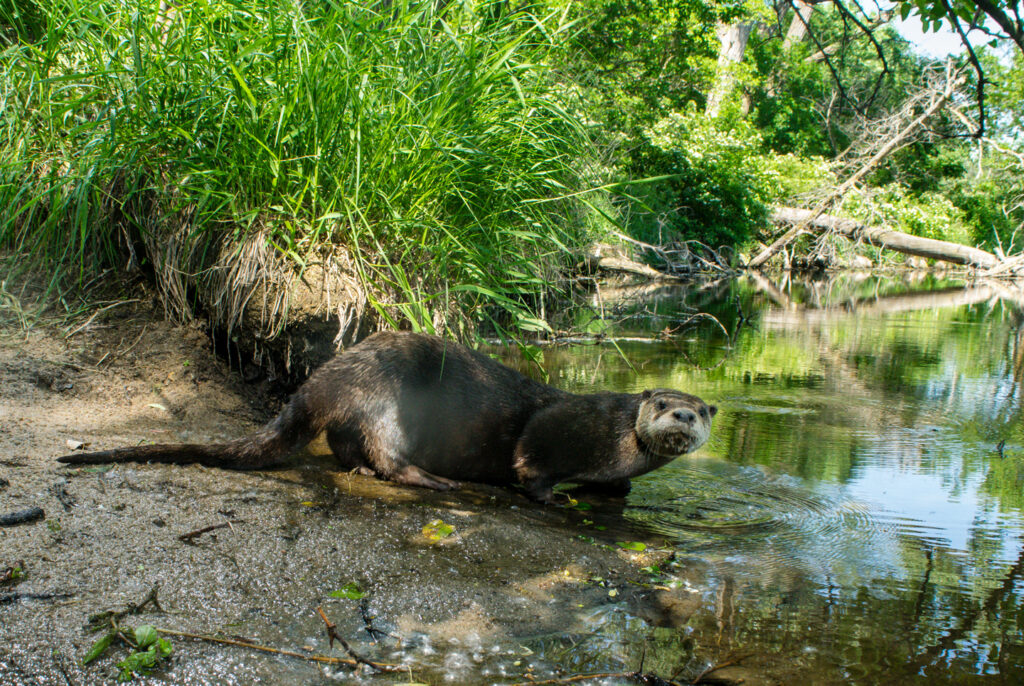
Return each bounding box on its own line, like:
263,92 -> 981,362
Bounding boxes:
0,301 -> 667,684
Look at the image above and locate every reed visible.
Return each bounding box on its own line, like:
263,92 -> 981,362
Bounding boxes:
0,0 -> 596,336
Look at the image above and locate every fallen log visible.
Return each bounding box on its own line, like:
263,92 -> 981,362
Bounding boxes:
767,207 -> 1004,271
749,64 -> 964,269
581,242 -> 685,281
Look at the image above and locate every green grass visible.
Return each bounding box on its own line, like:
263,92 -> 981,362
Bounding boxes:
0,0 -> 597,338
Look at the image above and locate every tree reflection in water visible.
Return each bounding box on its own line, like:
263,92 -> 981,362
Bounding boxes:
520,272 -> 1024,683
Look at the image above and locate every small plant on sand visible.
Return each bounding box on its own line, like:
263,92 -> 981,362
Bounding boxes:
84,624 -> 173,682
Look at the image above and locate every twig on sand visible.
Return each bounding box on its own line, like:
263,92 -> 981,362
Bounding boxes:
82,588 -> 402,673
1,591 -> 74,604
87,585 -> 164,632
156,625 -> 404,673
359,597 -> 398,643
178,519 -> 245,543
316,605 -> 381,671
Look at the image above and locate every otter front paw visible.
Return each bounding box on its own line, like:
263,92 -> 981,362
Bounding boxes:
522,479 -> 558,505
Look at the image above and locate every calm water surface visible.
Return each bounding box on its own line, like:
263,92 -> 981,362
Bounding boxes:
520,274 -> 1024,684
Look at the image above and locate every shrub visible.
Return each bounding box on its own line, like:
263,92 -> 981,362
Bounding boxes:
621,108 -> 825,249
844,184 -> 970,245
0,0 -> 596,336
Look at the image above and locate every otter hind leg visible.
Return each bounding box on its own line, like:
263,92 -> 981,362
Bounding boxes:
391,465 -> 460,491
354,427 -> 460,491
326,426 -> 375,476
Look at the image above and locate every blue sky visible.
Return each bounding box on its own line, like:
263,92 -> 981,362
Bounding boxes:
894,16 -> 969,57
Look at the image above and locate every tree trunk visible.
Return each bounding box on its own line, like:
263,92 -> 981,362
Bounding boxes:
765,2 -> 816,97
781,0 -> 815,51
769,207 -> 1003,270
705,21 -> 755,118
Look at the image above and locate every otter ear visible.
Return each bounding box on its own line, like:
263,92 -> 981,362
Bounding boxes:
642,389 -> 653,399
708,405 -> 718,417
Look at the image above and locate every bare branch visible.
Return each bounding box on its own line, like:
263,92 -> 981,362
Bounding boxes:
972,0 -> 1024,53
935,0 -> 987,136
750,65 -> 966,268
832,0 -> 891,109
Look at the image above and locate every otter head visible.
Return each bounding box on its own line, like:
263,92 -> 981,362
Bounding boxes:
635,389 -> 717,457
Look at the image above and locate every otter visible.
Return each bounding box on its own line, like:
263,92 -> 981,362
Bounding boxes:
57,332 -> 716,503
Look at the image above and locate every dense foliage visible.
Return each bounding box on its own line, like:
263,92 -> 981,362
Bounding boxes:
0,0 -> 592,334
1,0 -> 1023,338
553,0 -> 1023,254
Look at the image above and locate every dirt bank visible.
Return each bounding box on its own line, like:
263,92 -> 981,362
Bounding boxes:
0,298 -> 694,685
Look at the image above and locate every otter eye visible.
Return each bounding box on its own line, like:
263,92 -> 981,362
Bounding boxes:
656,400 -> 667,411
699,407 -> 707,418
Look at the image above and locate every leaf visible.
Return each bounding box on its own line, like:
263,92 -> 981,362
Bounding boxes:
516,316 -> 552,333
520,344 -> 544,366
118,651 -> 151,682
116,638 -> 172,682
616,541 -> 647,552
227,62 -> 258,110
329,582 -> 367,600
83,631 -> 116,665
155,638 -> 172,658
134,625 -> 158,649
65,439 -> 85,451
422,518 -> 454,541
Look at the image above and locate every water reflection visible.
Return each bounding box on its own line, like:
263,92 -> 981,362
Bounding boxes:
529,273 -> 1024,683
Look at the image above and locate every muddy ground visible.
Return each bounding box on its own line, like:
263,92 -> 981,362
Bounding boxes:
0,296 -> 728,685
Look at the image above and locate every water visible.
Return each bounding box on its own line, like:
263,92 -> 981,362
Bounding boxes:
512,273 -> 1024,683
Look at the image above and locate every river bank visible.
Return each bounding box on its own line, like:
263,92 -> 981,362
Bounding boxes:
0,294 -> 747,685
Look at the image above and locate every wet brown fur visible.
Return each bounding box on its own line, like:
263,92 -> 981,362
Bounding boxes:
57,332 -> 716,502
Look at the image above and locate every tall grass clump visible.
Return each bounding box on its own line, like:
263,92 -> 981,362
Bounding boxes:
0,0 -> 594,340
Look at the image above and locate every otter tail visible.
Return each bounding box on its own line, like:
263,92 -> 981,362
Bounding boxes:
56,398 -> 324,470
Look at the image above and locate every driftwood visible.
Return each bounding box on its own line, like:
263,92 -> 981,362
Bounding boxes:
768,207 -> 1006,271
0,507 -> 45,527
582,243 -> 685,282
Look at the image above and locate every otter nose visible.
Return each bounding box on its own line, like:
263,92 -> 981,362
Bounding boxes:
673,409 -> 696,423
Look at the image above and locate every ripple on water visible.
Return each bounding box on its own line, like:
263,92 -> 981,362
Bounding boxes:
627,462 -> 892,576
